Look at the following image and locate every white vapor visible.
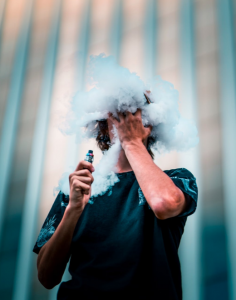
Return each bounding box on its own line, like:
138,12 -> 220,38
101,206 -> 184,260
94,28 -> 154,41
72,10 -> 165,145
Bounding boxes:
90,125 -> 121,197
56,53 -> 199,197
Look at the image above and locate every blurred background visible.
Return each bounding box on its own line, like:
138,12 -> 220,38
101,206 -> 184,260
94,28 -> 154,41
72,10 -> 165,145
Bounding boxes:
0,0 -> 236,299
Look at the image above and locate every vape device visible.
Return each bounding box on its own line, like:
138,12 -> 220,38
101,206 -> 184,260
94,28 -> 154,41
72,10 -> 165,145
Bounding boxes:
84,150 -> 94,164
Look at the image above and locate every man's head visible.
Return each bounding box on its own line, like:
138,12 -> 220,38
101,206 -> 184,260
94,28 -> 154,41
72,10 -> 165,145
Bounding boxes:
94,113 -> 155,159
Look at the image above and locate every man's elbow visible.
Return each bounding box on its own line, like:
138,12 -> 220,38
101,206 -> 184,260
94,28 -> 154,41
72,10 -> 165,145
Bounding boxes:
38,271 -> 60,290
37,246 -> 61,289
152,193 -> 183,220
153,205 -> 171,220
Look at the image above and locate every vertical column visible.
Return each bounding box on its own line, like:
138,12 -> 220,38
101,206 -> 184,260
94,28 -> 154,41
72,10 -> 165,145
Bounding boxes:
48,2 -> 92,299
144,0 -> 157,80
0,0 -> 34,247
110,0 -> 123,62
63,0 -> 92,172
217,0 -> 236,299
66,0 -> 91,167
12,1 -> 62,300
0,0 -> 7,51
65,0 -> 92,170
76,0 -> 91,91
179,1 -> 202,300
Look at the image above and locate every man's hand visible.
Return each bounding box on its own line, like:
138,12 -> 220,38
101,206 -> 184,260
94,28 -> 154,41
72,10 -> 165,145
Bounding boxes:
108,109 -> 152,148
68,161 -> 95,213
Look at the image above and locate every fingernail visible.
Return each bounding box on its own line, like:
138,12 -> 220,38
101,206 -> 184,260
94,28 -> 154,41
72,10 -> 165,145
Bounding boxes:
92,167 -> 95,171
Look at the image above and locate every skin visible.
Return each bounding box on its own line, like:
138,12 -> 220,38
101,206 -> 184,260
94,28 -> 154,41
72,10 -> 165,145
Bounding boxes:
107,109 -> 151,173
37,108 -> 190,289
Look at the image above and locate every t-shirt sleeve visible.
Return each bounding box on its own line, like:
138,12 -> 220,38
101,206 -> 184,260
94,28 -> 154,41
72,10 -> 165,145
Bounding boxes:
164,168 -> 198,218
33,191 -> 69,254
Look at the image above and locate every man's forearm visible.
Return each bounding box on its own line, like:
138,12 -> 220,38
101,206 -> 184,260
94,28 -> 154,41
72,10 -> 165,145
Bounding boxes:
123,141 -> 184,219
37,205 -> 82,289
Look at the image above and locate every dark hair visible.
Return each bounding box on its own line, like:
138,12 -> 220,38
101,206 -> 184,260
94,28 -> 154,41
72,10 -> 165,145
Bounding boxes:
93,120 -> 155,160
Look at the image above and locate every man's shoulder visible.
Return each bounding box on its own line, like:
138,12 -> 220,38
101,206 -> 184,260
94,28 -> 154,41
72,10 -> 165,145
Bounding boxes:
163,167 -> 196,180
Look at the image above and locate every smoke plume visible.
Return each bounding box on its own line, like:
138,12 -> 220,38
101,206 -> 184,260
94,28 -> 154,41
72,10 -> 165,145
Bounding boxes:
55,54 -> 199,197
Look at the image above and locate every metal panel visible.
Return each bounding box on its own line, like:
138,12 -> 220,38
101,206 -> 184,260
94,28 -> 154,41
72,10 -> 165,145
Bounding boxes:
217,0 -> 236,299
49,1 -> 92,299
0,0 -> 7,52
76,0 -> 91,91
0,0 -> 34,247
144,0 -> 157,80
110,0 -> 123,62
12,1 -> 62,299
179,1 -> 202,300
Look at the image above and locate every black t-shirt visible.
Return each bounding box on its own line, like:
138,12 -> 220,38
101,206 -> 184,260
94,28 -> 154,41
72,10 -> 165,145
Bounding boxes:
33,168 -> 198,300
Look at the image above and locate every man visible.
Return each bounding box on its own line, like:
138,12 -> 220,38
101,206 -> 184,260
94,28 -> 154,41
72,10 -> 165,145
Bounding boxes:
33,109 -> 198,300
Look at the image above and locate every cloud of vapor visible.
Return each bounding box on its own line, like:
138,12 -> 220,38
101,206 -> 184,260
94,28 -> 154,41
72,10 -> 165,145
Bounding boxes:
56,53 -> 199,197
90,125 -> 121,197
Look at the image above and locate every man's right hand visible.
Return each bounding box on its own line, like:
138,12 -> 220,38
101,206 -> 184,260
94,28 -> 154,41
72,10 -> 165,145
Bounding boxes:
68,160 -> 95,212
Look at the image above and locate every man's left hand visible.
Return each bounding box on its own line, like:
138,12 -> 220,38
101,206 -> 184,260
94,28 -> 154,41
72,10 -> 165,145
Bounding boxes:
108,109 -> 152,148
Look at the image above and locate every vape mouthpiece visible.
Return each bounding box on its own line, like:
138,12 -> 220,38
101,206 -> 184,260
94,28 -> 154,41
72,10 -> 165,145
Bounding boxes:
84,150 -> 94,164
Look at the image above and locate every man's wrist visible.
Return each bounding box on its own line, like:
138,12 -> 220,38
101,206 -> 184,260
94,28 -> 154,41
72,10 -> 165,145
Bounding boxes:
65,203 -> 83,220
122,140 -> 145,152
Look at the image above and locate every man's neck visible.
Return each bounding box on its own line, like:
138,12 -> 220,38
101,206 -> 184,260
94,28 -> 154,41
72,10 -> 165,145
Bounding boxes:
115,148 -> 133,173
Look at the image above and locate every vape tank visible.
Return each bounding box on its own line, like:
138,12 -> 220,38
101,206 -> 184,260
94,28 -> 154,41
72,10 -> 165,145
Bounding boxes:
84,150 -> 94,164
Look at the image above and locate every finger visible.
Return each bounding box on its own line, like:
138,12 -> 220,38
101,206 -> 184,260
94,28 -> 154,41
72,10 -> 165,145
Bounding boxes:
70,172 -> 94,184
125,111 -> 133,120
134,108 -> 142,117
71,180 -> 90,194
145,126 -> 152,136
108,112 -> 119,125
74,160 -> 95,172
70,169 -> 94,182
116,111 -> 125,122
71,176 -> 93,185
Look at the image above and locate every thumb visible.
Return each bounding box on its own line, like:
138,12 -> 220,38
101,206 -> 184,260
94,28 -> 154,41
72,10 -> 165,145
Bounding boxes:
145,125 -> 152,136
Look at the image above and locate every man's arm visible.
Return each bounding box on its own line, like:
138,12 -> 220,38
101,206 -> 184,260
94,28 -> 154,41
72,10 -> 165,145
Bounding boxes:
37,207 -> 82,289
37,160 -> 94,289
123,141 -> 189,220
108,110 -> 189,220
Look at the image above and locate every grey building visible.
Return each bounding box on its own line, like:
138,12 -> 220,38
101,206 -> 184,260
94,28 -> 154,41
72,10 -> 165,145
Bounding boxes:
0,0 -> 235,299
